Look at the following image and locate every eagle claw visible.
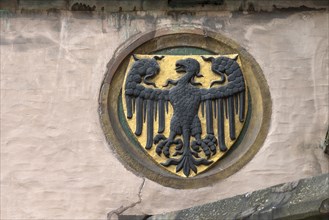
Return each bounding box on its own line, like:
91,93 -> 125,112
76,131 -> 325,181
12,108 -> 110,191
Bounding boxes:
193,134 -> 218,159
154,135 -> 183,158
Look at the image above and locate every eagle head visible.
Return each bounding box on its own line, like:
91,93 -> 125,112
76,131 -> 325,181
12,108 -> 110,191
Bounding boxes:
175,58 -> 201,76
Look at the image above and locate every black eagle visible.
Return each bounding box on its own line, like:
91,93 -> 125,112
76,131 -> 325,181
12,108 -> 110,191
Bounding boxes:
124,55 -> 246,177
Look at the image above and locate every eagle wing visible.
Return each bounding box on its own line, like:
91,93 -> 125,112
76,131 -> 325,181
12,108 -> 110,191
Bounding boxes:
124,56 -> 170,149
200,56 -> 246,151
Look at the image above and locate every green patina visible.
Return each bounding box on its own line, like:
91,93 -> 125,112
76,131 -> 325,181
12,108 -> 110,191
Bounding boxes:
153,47 -> 214,55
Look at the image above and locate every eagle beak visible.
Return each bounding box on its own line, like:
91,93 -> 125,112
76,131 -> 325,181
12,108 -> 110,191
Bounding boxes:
196,72 -> 204,77
175,63 -> 186,73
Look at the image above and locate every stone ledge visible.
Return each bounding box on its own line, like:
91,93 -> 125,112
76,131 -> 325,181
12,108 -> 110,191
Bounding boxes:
0,0 -> 328,13
119,174 -> 329,220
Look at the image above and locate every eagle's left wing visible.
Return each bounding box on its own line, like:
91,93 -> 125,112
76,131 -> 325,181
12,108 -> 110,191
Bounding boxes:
200,56 -> 246,151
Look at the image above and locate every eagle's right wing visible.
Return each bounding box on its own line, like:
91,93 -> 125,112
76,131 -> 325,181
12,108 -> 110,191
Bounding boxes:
124,56 -> 170,149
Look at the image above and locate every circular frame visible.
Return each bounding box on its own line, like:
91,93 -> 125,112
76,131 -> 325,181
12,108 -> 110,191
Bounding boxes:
99,28 -> 272,189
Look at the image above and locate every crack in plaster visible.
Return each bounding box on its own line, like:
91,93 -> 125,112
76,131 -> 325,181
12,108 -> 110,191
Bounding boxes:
107,178 -> 146,220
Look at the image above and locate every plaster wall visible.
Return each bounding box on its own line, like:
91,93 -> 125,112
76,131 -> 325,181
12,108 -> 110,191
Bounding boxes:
1,9 -> 328,219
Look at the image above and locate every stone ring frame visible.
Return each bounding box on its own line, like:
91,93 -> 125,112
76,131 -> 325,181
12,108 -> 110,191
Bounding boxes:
99,28 -> 272,189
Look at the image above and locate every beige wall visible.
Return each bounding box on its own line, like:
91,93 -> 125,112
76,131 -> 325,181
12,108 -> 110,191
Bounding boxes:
1,9 -> 328,219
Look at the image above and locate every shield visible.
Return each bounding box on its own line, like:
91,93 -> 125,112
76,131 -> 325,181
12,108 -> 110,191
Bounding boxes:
121,54 -> 248,177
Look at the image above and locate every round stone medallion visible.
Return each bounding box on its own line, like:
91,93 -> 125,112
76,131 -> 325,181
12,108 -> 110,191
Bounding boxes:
99,28 -> 271,188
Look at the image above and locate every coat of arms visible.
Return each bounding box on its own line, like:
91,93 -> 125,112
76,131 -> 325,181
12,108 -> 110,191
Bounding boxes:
122,54 -> 248,177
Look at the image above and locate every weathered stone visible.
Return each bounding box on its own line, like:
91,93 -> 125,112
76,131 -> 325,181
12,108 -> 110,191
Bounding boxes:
323,127 -> 329,155
149,174 -> 329,220
0,0 -> 328,12
118,215 -> 151,220
0,1 -> 328,219
19,0 -> 68,10
0,0 -> 18,12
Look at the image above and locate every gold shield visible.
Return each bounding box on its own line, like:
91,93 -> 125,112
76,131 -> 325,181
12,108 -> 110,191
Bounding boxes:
122,54 -> 248,177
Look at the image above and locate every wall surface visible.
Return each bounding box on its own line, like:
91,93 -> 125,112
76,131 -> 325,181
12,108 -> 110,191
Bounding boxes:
1,2 -> 329,219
